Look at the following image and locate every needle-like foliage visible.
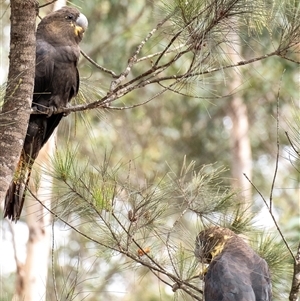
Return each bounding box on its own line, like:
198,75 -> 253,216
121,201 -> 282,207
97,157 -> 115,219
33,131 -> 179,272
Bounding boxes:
34,149 -> 292,300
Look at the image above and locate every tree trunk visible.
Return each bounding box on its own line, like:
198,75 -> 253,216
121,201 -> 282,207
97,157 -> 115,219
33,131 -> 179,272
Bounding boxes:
228,96 -> 252,199
22,134 -> 55,301
20,2 -> 66,300
12,136 -> 54,301
225,33 -> 252,202
0,0 -> 37,202
0,1 -> 53,300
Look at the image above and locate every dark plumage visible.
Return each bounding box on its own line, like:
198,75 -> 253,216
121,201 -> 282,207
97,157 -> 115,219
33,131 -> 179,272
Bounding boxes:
194,227 -> 272,301
4,6 -> 88,221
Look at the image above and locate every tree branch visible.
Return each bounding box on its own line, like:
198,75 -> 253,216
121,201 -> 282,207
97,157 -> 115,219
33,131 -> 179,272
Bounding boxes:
243,173 -> 295,260
269,75 -> 283,213
80,50 -> 118,78
29,47 -> 288,117
27,184 -> 204,300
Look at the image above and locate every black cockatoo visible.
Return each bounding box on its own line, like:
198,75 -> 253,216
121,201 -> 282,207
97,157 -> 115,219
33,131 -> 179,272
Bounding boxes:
4,6 -> 88,221
195,226 -> 272,301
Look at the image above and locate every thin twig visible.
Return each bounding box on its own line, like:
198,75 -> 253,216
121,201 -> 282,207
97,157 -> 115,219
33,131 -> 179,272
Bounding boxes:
269,75 -> 283,213
80,50 -> 118,78
39,0 -> 57,8
280,55 -> 300,64
243,173 -> 295,260
63,176 -> 122,247
83,3 -> 147,60
27,186 -> 203,299
29,49 -> 284,116
136,44 -> 186,63
27,186 -> 113,250
109,13 -> 173,91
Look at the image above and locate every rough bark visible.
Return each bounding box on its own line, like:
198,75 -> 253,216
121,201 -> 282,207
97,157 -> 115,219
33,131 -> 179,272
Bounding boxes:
20,2 -> 66,300
0,0 -> 38,202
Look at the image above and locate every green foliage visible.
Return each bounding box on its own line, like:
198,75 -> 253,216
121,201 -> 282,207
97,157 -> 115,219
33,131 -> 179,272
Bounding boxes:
47,148 -> 293,300
50,1 -> 299,298
51,148 -> 115,219
1,0 -> 299,300
254,233 -> 293,298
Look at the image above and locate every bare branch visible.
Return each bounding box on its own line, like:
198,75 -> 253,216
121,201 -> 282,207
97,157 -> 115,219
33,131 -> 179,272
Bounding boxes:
80,50 -> 118,78
269,75 -> 283,213
279,55 -> 300,64
27,181 -> 204,300
109,13 -> 174,91
243,173 -> 295,261
29,48 -> 287,117
39,1 -> 57,9
136,44 -> 186,63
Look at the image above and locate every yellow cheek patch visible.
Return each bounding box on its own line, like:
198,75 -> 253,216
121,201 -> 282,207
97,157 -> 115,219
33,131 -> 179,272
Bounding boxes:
70,22 -> 84,37
211,242 -> 225,259
74,25 -> 84,36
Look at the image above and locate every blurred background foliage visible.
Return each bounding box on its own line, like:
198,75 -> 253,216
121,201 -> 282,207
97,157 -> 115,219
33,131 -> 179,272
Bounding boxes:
0,0 -> 299,300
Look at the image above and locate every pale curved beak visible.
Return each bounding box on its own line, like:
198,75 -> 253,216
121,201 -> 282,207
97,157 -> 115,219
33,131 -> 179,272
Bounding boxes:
76,13 -> 88,33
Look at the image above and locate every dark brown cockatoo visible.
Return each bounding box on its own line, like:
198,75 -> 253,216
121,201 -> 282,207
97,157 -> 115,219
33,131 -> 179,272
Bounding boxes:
4,6 -> 88,221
